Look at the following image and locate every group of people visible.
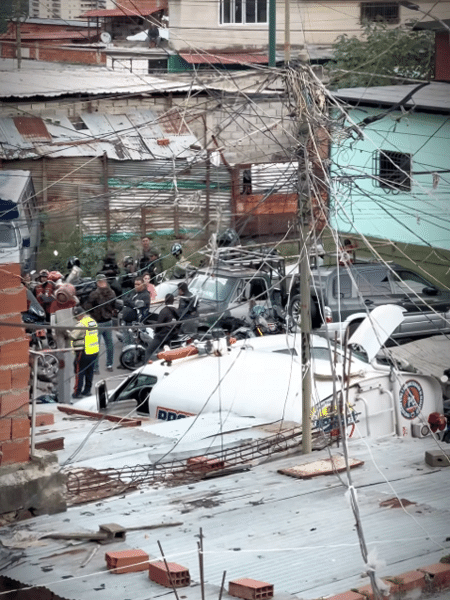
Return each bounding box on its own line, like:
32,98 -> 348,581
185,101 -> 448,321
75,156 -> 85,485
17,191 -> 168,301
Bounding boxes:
23,237 -> 198,401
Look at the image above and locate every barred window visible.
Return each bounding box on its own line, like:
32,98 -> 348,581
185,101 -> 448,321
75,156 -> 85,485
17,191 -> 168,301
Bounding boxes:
361,2 -> 399,23
377,150 -> 411,191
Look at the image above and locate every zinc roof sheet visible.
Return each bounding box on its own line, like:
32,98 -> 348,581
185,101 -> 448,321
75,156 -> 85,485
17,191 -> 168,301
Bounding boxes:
1,431 -> 449,600
180,51 -> 268,65
334,82 -> 450,112
0,61 -> 199,99
81,0 -> 167,17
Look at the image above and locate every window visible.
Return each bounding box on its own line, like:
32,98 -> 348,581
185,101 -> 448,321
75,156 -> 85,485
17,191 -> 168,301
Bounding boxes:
361,2 -> 399,23
221,0 -> 267,24
377,150 -> 411,191
356,269 -> 391,296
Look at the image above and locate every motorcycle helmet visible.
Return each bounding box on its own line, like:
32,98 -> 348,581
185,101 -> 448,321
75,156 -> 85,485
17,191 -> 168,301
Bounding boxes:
38,269 -> 49,280
171,242 -> 183,258
73,306 -> 85,317
47,270 -> 63,282
217,228 -> 240,248
123,255 -> 134,267
67,256 -> 80,269
56,283 -> 76,304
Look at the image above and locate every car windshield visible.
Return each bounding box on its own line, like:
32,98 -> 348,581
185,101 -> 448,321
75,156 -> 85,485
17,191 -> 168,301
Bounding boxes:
114,373 -> 158,403
189,273 -> 235,302
0,223 -> 17,247
390,270 -> 436,294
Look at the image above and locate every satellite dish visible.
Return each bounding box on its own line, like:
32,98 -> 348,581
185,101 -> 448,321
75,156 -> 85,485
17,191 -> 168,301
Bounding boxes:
100,32 -> 112,44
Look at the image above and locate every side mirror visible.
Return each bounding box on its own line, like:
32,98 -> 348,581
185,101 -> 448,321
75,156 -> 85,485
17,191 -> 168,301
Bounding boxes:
423,286 -> 438,296
96,380 -> 108,410
135,299 -> 145,308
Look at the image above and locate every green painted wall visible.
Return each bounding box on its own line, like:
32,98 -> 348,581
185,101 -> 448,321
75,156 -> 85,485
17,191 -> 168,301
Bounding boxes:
330,108 -> 450,253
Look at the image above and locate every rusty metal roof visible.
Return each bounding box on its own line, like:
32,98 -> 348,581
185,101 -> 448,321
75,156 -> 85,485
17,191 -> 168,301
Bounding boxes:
179,52 -> 268,65
13,117 -> 52,142
82,0 -> 167,18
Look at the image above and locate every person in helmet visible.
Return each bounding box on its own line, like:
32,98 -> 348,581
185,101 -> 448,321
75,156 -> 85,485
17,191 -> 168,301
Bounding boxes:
217,228 -> 240,248
34,271 -> 56,321
97,250 -> 121,296
66,256 -> 83,285
170,242 -> 192,279
119,256 -> 136,294
69,306 -> 99,399
49,284 -> 79,349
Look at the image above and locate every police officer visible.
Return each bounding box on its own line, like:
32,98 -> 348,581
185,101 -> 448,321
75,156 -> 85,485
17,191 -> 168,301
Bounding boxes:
69,306 -> 99,399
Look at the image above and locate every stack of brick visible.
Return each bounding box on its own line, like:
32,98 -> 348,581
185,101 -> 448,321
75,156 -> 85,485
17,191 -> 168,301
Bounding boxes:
187,456 -> 226,472
105,549 -> 149,574
0,264 -> 30,466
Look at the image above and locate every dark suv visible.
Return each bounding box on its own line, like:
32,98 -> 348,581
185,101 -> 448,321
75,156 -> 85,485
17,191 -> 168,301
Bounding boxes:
306,262 -> 450,343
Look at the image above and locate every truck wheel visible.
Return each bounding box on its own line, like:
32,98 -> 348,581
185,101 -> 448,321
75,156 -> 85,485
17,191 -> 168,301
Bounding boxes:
289,295 -> 318,328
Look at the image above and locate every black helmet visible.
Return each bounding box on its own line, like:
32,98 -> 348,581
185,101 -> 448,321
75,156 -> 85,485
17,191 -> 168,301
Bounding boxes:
67,256 -> 80,269
171,242 -> 183,258
217,228 -> 240,248
123,256 -> 134,266
73,306 -> 85,317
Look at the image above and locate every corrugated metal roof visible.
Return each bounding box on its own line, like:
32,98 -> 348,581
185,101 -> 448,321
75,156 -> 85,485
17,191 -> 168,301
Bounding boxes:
0,417 -> 449,600
0,112 -> 197,161
0,30 -> 94,40
0,63 -> 199,99
334,82 -> 450,112
180,51 -> 268,65
82,0 -> 167,17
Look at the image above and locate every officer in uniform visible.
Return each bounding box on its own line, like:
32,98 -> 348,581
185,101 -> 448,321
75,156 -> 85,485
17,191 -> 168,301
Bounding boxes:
69,306 -> 99,399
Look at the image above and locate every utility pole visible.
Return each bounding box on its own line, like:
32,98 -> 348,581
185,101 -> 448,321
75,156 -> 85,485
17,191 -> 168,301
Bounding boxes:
14,0 -> 22,70
268,0 -> 276,67
284,0 -> 290,64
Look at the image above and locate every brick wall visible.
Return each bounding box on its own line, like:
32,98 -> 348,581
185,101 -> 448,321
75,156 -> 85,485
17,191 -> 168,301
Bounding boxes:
0,41 -> 106,65
0,264 -> 30,466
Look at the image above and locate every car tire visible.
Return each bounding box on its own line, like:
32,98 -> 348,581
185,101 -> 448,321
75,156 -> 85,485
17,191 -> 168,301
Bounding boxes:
289,295 -> 319,328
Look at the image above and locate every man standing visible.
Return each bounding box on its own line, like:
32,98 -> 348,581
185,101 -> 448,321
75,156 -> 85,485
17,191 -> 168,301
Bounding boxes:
121,276 -> 151,348
144,294 -> 179,361
70,306 -> 99,399
85,274 -> 116,372
138,237 -> 162,281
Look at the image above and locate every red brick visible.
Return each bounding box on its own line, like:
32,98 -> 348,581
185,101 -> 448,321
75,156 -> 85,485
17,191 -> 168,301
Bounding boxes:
0,314 -> 25,342
35,437 -> 64,451
384,570 -> 426,593
0,338 -> 29,366
0,264 -> 21,288
106,549 -> 149,574
0,418 -> 11,442
0,390 -> 29,417
148,561 -> 190,588
0,368 -> 12,391
32,412 -> 54,427
326,593 -> 366,600
419,563 -> 450,588
11,365 -> 30,388
0,438 -> 29,465
0,288 -> 27,315
11,417 -> 30,440
229,579 -> 274,600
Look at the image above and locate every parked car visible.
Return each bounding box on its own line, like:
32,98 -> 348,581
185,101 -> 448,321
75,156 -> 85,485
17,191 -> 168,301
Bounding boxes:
298,262 -> 450,344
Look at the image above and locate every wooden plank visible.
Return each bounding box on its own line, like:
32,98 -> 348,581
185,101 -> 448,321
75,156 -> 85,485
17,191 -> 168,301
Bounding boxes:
57,406 -> 141,427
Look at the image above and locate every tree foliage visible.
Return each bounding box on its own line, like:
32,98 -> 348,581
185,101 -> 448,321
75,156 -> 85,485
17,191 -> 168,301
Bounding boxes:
0,0 -> 28,33
326,22 -> 435,89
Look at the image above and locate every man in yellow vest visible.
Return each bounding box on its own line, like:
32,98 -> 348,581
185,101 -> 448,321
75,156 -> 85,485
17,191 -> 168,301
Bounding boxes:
69,306 -> 99,400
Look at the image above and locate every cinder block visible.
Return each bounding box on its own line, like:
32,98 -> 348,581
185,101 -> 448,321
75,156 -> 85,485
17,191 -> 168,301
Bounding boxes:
0,390 -> 29,417
11,417 -> 30,440
229,578 -> 274,600
148,561 -> 190,588
106,549 -> 149,574
32,413 -> 55,427
0,438 -> 30,465
419,563 -> 450,588
0,418 -> 11,442
425,449 -> 450,467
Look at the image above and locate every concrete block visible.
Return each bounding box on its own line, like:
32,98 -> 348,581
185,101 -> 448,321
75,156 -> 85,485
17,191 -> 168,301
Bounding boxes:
425,449 -> 450,467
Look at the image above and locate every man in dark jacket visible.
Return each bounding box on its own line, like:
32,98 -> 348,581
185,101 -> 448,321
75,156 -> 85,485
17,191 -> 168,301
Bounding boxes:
138,237 -> 162,282
144,294 -> 179,361
121,277 -> 151,347
85,274 -> 116,371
